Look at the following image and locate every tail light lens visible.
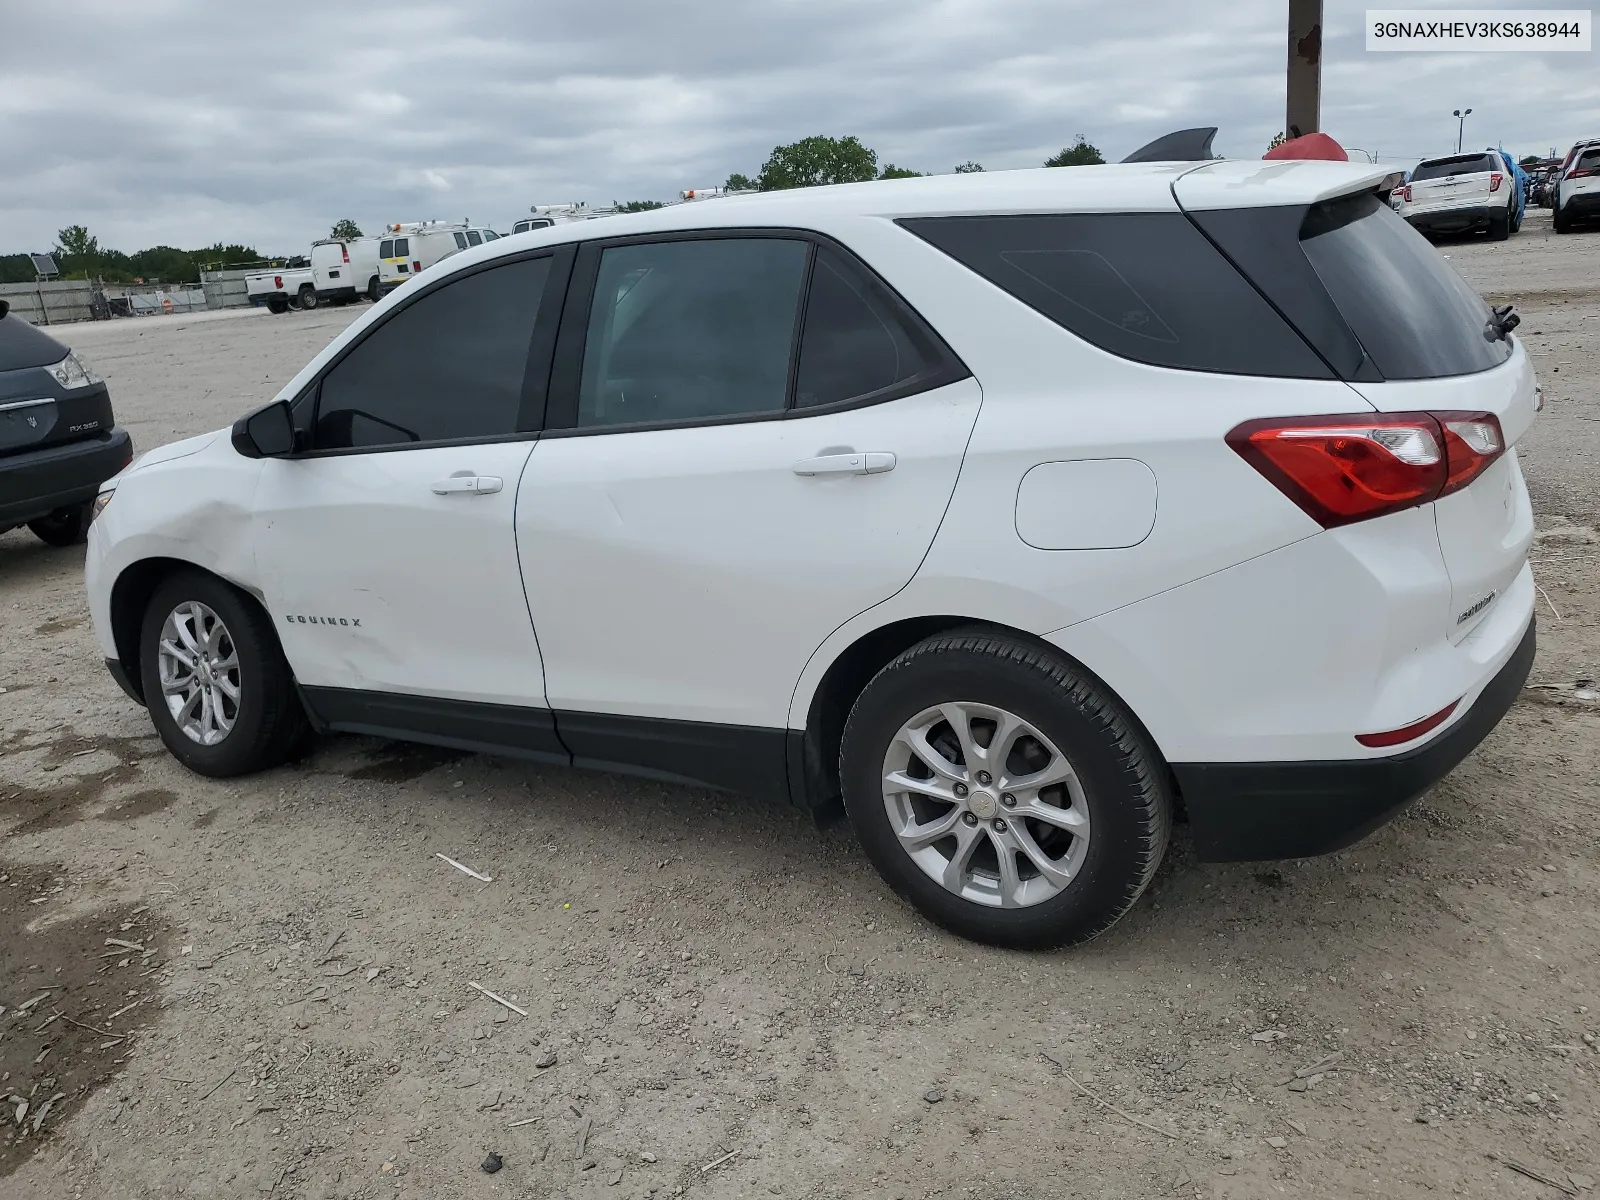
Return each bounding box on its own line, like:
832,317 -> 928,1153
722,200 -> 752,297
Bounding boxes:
274,274 -> 283,289
341,244 -> 350,263
1489,172 -> 1503,192
413,260 -> 422,272
1570,167 -> 1596,179
1399,184 -> 1412,201
1227,412 -> 1505,528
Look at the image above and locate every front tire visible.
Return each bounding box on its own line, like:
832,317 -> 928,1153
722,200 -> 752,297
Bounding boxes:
28,501 -> 93,546
138,571 -> 309,777
839,630 -> 1171,949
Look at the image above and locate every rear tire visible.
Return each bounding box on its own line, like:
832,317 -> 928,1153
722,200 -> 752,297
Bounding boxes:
266,296 -> 289,314
297,285 -> 319,310
839,630 -> 1171,949
138,570 -> 310,778
1488,211 -> 1511,241
28,501 -> 93,546
1554,204 -> 1572,233
366,277 -> 381,302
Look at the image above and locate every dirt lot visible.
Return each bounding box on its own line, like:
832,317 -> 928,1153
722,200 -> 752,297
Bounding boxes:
3,213 -> 1597,1200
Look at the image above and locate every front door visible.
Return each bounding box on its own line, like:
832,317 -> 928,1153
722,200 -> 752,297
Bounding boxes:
515,234 -> 980,785
252,252 -> 563,737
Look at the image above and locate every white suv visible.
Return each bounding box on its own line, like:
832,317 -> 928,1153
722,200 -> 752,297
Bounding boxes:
1395,151 -> 1516,240
85,159 -> 1538,948
1553,140 -> 1600,233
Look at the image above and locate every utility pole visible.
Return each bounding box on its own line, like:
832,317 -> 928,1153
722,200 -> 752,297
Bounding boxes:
1287,0 -> 1323,137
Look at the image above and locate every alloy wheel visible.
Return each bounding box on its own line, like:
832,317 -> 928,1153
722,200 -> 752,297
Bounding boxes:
881,702 -> 1090,909
157,601 -> 241,745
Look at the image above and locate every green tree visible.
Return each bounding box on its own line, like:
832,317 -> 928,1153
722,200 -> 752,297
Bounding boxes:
954,161 -> 985,173
756,135 -> 879,190
613,200 -> 666,213
56,224 -> 98,259
724,172 -> 757,191
878,164 -> 923,179
330,218 -> 363,240
1267,131 -> 1287,152
1044,136 -> 1104,167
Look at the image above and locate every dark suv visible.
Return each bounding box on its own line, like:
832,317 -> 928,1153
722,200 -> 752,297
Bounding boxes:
0,300 -> 132,546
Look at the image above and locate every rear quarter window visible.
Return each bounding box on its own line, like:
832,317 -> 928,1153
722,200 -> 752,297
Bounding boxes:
900,213 -> 1331,378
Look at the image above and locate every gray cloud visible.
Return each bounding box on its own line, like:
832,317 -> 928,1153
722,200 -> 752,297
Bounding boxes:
2,0 -> 1595,254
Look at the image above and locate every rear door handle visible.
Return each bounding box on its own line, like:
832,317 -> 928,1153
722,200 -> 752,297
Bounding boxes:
431,474 -> 503,496
792,452 -> 896,477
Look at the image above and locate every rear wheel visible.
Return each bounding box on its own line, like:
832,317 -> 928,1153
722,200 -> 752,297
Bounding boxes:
840,630 -> 1171,949
266,296 -> 289,314
1488,210 -> 1510,241
297,285 -> 319,310
28,501 -> 93,546
1554,204 -> 1572,233
139,571 -> 309,777
367,277 -> 381,302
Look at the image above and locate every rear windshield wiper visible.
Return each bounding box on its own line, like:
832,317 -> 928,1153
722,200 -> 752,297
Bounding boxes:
1485,304 -> 1520,342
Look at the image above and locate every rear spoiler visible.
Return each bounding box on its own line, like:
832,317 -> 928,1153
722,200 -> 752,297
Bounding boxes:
1122,127 -> 1218,164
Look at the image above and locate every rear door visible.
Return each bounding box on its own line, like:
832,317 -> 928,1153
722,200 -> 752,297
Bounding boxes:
515,232 -> 978,775
1293,193 -> 1534,641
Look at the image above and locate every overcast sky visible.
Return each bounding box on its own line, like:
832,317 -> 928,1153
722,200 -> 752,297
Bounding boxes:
2,0 -> 1596,255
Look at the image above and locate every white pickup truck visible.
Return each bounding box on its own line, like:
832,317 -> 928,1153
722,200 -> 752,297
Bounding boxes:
246,262 -> 317,314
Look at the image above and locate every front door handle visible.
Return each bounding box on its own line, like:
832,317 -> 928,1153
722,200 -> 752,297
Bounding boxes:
792,452 -> 896,477
431,474 -> 503,496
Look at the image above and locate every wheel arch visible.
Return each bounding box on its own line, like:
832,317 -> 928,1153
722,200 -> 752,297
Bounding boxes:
792,614 -> 1157,823
109,557 -> 284,704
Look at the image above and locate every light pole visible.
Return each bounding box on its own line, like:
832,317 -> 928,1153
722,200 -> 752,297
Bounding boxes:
1453,108 -> 1473,154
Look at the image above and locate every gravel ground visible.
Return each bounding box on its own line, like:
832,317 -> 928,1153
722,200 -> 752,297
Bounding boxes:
2,214 -> 1598,1200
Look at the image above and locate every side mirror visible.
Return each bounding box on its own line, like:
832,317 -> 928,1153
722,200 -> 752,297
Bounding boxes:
231,399 -> 297,458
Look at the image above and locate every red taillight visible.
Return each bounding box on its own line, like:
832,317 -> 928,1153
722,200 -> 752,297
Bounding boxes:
1356,699 -> 1460,748
1398,184 -> 1412,202
1570,167 -> 1596,179
413,260 -> 422,272
274,274 -> 283,289
1489,172 -> 1503,192
341,244 -> 350,263
1227,411 -> 1504,528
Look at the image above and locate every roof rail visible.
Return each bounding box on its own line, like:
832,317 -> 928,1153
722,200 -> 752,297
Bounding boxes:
1121,127 -> 1219,164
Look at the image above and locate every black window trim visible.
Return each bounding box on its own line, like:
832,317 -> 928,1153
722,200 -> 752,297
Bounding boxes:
540,225 -> 970,439
291,245 -> 576,459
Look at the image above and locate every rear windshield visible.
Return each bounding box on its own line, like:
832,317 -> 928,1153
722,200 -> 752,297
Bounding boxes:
394,237 -> 409,257
1412,154 -> 1498,181
900,213 -> 1330,378
1576,149 -> 1600,172
1299,193 -> 1510,379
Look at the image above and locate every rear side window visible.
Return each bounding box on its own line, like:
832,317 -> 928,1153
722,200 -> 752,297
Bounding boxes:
575,238 -> 809,428
466,230 -> 483,247
1298,193 -> 1509,379
901,213 -> 1330,378
793,246 -> 956,407
379,239 -> 394,258
315,257 -> 551,450
453,233 -> 468,250
1412,154 -> 1498,181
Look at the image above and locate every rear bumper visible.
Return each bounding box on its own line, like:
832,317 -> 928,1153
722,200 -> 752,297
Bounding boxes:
1405,204 -> 1495,232
0,427 -> 132,528
1561,191 -> 1600,216
1173,615 -> 1535,862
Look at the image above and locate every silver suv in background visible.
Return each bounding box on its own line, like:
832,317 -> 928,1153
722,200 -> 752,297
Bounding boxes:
1395,152 -> 1515,240
1554,141 -> 1600,233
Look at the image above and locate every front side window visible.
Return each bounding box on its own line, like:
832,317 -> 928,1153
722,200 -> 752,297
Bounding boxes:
315,257 -> 551,450
482,229 -> 500,241
575,238 -> 808,428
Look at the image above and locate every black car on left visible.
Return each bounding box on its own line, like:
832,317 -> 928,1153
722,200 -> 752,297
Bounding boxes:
0,300 -> 132,546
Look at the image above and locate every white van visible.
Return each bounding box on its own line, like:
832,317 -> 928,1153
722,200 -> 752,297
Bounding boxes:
510,204 -> 616,234
376,222 -> 501,293
310,238 -> 382,305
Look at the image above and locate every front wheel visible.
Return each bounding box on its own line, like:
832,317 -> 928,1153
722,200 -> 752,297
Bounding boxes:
28,501 -> 93,546
139,571 -> 309,777
840,630 -> 1171,949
